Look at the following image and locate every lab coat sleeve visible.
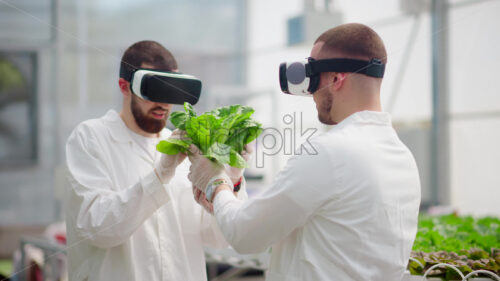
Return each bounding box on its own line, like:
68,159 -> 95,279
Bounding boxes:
200,178 -> 249,248
213,143 -> 335,254
65,124 -> 172,249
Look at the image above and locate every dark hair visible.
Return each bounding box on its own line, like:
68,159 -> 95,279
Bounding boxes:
119,40 -> 178,80
315,23 -> 387,64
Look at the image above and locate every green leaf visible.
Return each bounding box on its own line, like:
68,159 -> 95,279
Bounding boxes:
211,127 -> 231,145
206,143 -> 231,164
184,102 -> 197,117
226,128 -> 249,153
445,267 -> 463,281
244,126 -> 263,144
170,111 -> 189,130
226,120 -> 262,152
220,106 -> 254,129
229,149 -> 247,168
157,140 -> 184,155
186,116 -> 211,152
233,106 -> 254,126
168,138 -> 191,149
197,114 -> 217,152
408,259 -> 425,275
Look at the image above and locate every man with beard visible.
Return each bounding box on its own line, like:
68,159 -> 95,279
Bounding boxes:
187,23 -> 421,281
64,41 -> 241,281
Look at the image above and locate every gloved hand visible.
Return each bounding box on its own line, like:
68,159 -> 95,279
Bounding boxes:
192,184 -> 213,214
187,144 -> 232,201
154,130 -> 188,184
225,143 -> 254,185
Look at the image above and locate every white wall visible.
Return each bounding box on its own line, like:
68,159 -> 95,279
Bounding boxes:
448,1 -> 500,216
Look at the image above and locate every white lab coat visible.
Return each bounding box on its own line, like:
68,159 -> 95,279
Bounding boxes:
214,111 -> 421,281
65,110 -> 238,281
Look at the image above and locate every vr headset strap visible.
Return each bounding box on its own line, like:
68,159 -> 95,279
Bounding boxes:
307,58 -> 385,78
120,66 -> 136,81
120,67 -> 179,81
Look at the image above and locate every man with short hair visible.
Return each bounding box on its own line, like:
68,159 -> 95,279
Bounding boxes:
188,23 -> 421,281
65,40 -> 241,281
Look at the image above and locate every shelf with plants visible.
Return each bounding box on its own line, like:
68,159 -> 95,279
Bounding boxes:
407,215 -> 500,280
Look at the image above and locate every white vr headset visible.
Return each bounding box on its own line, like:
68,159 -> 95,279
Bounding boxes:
120,67 -> 202,105
279,57 -> 385,96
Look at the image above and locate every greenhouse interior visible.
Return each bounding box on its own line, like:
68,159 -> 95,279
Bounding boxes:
0,0 -> 499,280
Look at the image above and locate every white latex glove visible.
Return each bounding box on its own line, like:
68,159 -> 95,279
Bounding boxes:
187,144 -> 231,201
192,185 -> 213,214
154,130 -> 188,184
226,142 -> 254,185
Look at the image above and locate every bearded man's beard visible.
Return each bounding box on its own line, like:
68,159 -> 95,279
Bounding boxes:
131,95 -> 168,133
317,92 -> 336,125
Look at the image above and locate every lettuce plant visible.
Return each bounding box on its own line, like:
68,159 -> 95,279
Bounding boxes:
157,102 -> 262,168
409,215 -> 500,279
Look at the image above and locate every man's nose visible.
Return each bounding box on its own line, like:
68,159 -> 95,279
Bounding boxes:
155,103 -> 172,110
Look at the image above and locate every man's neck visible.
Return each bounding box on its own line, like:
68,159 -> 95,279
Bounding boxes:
332,99 -> 382,124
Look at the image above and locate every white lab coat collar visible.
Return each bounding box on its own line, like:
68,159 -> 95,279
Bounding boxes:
101,109 -> 172,144
335,110 -> 392,130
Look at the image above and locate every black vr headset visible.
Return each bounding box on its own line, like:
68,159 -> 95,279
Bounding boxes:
120,66 -> 202,105
279,57 -> 385,96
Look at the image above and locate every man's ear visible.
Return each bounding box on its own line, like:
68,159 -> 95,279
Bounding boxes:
118,78 -> 131,97
330,73 -> 347,91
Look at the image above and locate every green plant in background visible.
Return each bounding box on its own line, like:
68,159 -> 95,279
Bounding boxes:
413,215 -> 500,253
0,58 -> 24,92
157,102 -> 262,168
409,215 -> 500,280
0,259 -> 12,279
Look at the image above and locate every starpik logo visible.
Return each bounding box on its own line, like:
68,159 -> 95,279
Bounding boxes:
254,112 -> 318,168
